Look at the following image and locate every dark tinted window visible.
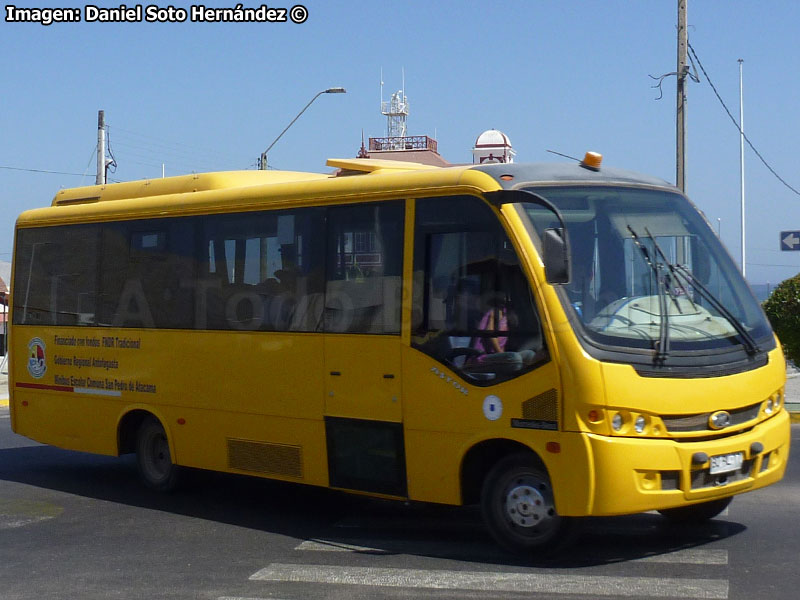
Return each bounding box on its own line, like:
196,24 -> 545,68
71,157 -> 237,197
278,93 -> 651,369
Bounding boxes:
13,201 -> 402,335
199,208 -> 326,331
325,202 -> 404,334
13,225 -> 99,326
412,196 -> 547,385
100,219 -> 196,328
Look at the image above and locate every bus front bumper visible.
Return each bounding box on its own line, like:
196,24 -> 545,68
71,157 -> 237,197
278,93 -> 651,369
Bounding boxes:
582,411 -> 790,516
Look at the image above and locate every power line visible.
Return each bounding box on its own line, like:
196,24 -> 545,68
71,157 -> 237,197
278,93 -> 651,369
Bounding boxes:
108,126 -> 235,165
687,41 -> 800,198
0,165 -> 93,177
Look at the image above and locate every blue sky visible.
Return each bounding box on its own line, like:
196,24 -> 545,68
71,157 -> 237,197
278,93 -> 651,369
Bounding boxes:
2,0 -> 799,286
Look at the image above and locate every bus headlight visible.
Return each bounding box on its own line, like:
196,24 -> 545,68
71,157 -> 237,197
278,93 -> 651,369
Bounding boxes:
765,399 -> 774,415
612,413 -> 623,431
635,415 -> 646,434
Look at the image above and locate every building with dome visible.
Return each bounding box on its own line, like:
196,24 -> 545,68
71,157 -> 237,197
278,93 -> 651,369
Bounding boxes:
472,129 -> 516,164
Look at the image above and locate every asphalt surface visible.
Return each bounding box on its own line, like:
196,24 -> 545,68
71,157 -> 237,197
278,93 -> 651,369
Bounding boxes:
1,403 -> 799,600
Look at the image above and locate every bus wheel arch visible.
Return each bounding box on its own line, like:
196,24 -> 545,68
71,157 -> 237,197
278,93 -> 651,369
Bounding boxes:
479,451 -> 577,553
117,410 -> 181,492
460,439 -> 545,506
117,409 -> 153,456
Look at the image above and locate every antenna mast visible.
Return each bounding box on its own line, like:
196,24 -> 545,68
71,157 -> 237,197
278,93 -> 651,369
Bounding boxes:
381,71 -> 409,148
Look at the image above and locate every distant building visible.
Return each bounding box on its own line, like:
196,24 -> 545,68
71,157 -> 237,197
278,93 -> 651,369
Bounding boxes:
355,81 -> 451,167
360,134 -> 450,167
472,129 -> 516,164
354,83 -> 515,167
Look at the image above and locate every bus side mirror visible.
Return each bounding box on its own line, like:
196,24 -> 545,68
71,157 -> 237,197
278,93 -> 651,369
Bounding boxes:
543,228 -> 570,284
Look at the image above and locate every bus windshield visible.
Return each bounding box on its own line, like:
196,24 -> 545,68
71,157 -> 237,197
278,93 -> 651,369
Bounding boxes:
522,186 -> 773,355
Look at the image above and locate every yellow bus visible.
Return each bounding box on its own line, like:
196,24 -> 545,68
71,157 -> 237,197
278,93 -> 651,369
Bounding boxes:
9,155 -> 790,553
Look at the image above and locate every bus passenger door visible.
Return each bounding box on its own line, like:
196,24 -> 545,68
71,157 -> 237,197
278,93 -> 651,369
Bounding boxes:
322,201 -> 408,497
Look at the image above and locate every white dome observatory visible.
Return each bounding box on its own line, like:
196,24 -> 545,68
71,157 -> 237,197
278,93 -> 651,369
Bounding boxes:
472,129 -> 516,164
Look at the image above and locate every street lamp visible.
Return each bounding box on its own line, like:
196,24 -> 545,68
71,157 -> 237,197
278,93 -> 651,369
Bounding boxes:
258,87 -> 346,170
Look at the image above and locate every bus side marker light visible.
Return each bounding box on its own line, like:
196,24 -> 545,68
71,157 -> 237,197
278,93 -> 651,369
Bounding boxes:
546,442 -> 561,454
587,409 -> 602,423
177,418 -> 186,425
22,400 -> 29,407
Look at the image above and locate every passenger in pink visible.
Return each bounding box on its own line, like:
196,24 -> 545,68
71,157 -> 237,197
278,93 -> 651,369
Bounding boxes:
472,303 -> 508,356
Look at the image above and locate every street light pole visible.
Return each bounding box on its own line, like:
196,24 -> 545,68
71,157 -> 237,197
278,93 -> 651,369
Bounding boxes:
258,87 -> 346,170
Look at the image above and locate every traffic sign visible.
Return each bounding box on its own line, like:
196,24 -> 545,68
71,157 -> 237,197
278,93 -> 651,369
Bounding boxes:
781,231 -> 800,251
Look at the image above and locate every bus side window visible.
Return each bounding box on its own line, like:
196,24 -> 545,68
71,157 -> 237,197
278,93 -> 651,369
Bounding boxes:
198,207 -> 326,332
324,201 -> 404,335
412,196 -> 547,385
13,225 -> 100,327
99,220 -> 196,329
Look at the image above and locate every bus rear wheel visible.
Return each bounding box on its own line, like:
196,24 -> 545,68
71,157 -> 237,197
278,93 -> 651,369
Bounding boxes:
658,496 -> 732,523
136,416 -> 181,492
481,453 -> 573,554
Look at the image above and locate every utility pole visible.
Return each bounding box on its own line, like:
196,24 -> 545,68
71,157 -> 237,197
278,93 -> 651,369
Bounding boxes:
676,0 -> 688,192
96,110 -> 106,185
738,58 -> 746,278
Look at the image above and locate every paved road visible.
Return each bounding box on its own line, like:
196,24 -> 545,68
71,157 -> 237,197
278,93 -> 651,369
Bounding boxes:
1,369 -> 799,599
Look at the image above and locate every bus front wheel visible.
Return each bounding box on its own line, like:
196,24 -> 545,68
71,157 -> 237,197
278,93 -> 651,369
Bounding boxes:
658,496 -> 732,523
480,453 -> 573,553
136,416 -> 181,492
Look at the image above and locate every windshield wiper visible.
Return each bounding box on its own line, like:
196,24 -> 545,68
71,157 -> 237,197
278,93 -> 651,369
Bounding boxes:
627,226 -> 670,360
673,264 -> 760,355
642,227 -> 760,356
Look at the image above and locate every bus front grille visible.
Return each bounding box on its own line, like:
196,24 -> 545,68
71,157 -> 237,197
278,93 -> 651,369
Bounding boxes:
661,402 -> 761,433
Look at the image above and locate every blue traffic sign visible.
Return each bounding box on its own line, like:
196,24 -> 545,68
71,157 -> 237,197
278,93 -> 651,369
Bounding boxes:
781,231 -> 800,251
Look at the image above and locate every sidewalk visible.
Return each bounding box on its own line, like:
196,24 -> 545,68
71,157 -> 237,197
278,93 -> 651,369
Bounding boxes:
1,364 -> 7,407
784,364 -> 800,423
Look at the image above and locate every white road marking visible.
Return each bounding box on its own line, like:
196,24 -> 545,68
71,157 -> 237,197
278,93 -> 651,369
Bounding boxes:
218,597 -> 292,600
295,539 -> 391,553
636,549 -> 728,565
250,563 -> 729,598
0,500 -> 63,530
0,515 -> 55,529
296,538 -> 727,564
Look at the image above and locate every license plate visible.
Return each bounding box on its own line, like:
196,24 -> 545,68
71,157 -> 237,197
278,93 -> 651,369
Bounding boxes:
709,452 -> 743,475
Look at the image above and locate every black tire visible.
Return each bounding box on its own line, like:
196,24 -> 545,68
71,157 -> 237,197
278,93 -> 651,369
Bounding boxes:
658,496 -> 732,523
480,453 -> 575,554
135,416 -> 181,492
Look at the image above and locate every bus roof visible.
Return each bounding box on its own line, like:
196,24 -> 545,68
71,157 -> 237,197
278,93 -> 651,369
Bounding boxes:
473,162 -> 674,190
16,157 -> 676,227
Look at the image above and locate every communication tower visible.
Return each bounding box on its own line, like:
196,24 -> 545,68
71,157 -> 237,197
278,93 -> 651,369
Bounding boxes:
380,71 -> 409,149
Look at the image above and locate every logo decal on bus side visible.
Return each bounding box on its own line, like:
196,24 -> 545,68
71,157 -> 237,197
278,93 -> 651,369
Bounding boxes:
483,395 -> 503,421
27,337 -> 47,379
429,367 -> 469,396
